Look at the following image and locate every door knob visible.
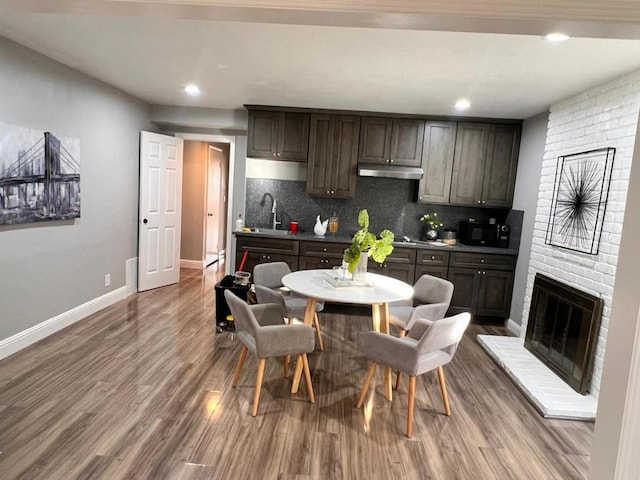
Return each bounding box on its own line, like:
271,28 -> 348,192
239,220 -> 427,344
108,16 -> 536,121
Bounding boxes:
143,219 -> 148,224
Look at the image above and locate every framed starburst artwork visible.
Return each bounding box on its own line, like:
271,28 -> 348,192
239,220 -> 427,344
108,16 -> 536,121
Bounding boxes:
545,147 -> 615,255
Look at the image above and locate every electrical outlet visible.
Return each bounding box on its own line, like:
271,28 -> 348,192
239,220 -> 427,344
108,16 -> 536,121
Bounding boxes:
105,274 -> 111,287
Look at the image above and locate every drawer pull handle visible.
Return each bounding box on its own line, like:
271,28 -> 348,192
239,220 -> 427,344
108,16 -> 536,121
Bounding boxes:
481,259 -> 485,263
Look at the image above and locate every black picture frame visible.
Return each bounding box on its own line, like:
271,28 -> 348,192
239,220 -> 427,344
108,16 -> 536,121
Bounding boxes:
545,147 -> 615,255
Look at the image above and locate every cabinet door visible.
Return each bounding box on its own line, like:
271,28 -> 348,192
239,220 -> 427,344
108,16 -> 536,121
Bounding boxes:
418,121 -> 457,204
449,123 -> 490,206
390,119 -> 424,167
447,267 -> 479,314
415,265 -> 449,282
247,110 -> 279,158
481,124 -> 521,207
330,115 -> 360,198
369,262 -> 415,284
477,269 -> 514,317
307,114 -> 334,195
278,112 -> 309,162
359,117 -> 392,164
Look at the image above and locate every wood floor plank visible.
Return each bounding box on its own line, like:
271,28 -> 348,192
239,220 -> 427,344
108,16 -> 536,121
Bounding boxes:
0,268 -> 594,479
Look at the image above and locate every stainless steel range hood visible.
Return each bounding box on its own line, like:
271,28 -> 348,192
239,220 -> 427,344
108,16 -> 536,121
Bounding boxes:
358,163 -> 424,180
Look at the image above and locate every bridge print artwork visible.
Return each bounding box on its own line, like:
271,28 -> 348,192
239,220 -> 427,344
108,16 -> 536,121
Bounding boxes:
0,122 -> 80,225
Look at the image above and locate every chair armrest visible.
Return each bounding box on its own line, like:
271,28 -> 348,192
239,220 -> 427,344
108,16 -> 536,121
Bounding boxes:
405,303 -> 449,330
363,332 -> 420,375
407,318 -> 434,340
250,303 -> 286,327
255,324 -> 315,358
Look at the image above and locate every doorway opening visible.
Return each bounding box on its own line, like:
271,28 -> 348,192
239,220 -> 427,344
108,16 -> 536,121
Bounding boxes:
206,144 -> 229,269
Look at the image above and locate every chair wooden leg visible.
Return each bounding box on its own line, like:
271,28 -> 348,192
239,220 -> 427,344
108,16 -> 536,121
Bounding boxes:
301,354 -> 315,404
407,376 -> 416,438
356,363 -> 378,408
394,330 -> 407,391
313,312 -> 324,351
437,366 -> 451,416
251,358 -> 267,417
284,355 -> 290,378
232,345 -> 248,387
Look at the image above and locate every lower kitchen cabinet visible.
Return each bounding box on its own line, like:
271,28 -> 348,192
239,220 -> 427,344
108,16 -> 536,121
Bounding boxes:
368,247 -> 416,284
298,240 -> 348,270
414,249 -> 450,282
447,252 -> 515,318
235,235 -> 517,320
236,237 -> 299,277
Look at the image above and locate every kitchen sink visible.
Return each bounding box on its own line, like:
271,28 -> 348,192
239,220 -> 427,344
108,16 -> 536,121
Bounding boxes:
253,228 -> 291,236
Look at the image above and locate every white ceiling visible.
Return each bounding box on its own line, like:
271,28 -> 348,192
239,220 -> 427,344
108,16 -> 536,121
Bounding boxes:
1,1 -> 640,120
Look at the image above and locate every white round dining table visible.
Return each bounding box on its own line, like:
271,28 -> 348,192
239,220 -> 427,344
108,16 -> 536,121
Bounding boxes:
282,269 -> 414,400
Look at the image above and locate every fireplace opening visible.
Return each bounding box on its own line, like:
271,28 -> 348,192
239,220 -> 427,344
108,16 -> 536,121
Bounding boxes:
524,273 -> 603,394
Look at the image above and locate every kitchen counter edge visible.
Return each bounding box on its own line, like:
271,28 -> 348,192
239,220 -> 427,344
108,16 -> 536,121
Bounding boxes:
234,231 -> 519,256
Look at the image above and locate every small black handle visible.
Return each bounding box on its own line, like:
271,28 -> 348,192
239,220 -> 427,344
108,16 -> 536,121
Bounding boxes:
143,219 -> 148,224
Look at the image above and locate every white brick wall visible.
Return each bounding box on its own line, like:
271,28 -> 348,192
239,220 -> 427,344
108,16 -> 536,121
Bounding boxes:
521,68 -> 640,398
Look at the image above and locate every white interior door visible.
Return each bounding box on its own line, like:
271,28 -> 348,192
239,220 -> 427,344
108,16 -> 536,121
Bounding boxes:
138,131 -> 184,291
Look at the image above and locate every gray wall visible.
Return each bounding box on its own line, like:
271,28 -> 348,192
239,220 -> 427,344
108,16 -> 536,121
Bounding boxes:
0,36 -> 151,340
508,111 -> 548,327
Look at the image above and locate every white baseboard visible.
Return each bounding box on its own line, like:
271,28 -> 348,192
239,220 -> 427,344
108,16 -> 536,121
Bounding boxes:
505,318 -> 522,337
181,259 -> 207,269
0,286 -> 128,361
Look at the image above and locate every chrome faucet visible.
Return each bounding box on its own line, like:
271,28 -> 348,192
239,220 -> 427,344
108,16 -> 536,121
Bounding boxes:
259,193 -> 281,230
271,199 -> 281,230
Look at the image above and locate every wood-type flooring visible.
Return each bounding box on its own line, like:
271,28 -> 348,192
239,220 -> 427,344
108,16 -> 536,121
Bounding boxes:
0,268 -> 593,479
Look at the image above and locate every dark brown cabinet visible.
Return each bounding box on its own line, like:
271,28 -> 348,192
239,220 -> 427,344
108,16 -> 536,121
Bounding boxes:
236,236 -> 299,276
247,110 -> 309,162
417,121 -> 457,204
447,252 -> 516,318
307,114 -> 360,198
359,117 -> 424,167
449,123 -> 520,207
414,249 -> 450,281
298,240 -> 348,269
368,247 -> 416,284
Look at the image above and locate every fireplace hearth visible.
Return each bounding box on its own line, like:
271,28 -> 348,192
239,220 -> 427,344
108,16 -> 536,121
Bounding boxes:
524,273 -> 603,394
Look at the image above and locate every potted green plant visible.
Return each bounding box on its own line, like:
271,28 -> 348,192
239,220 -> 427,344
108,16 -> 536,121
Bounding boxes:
343,209 -> 395,274
420,212 -> 442,240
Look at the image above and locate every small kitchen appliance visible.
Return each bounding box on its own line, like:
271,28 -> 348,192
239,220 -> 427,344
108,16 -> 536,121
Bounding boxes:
459,220 -> 510,247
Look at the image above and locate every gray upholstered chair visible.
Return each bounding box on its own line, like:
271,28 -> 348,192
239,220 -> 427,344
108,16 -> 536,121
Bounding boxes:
389,274 -> 454,389
356,312 -> 471,437
224,290 -> 316,416
389,274 -> 454,338
253,262 -> 325,351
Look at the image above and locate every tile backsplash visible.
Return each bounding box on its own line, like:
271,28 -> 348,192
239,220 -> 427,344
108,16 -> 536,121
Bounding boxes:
245,177 -> 523,249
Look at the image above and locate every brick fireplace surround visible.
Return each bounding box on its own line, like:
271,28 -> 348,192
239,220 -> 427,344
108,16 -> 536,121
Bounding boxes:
480,68 -> 640,420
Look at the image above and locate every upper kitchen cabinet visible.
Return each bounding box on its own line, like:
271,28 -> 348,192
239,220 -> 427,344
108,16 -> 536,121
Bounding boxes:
449,122 -> 520,207
247,109 -> 310,162
417,121 -> 457,204
358,117 -> 424,167
307,114 -> 360,198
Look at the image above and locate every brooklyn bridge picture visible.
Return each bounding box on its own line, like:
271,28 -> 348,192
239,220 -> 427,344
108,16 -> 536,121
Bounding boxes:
0,123 -> 80,225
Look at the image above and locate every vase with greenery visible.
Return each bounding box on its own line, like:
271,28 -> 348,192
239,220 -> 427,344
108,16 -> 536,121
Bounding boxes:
420,212 -> 442,241
343,209 -> 394,276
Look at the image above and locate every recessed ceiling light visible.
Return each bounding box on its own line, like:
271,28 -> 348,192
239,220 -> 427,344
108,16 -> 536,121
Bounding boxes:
184,84 -> 201,96
455,99 -> 471,111
545,32 -> 570,42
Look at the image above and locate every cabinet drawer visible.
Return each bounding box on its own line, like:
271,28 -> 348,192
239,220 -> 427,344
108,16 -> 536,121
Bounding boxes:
382,247 -> 417,264
416,250 -> 450,266
236,236 -> 299,256
298,256 -> 343,270
450,252 -> 516,270
299,241 -> 349,258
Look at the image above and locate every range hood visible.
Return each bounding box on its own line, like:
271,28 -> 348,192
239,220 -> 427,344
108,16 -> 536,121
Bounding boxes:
358,163 -> 424,180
